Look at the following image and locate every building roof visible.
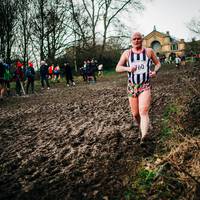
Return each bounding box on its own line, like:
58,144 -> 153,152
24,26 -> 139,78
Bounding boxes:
144,26 -> 181,43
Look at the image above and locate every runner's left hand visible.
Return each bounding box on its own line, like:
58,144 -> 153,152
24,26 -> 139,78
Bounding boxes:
150,71 -> 156,78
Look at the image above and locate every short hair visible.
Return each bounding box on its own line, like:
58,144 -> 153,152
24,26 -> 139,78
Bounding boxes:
41,61 -> 46,65
131,32 -> 142,40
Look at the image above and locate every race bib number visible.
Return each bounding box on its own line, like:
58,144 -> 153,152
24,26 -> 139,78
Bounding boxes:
133,61 -> 147,75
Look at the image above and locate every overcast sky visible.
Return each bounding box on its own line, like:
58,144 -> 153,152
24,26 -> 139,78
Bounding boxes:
127,0 -> 200,41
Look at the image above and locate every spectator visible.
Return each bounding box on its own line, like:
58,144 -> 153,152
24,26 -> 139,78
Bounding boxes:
53,64 -> 60,82
97,64 -> 104,77
25,62 -> 35,94
40,61 -> 50,89
181,54 -> 186,66
0,59 -> 6,100
3,63 -> 12,96
91,58 -> 97,82
80,61 -> 87,81
86,59 -> 93,83
60,64 -> 65,79
48,64 -> 54,80
175,55 -> 181,68
13,61 -> 24,95
64,63 -> 75,86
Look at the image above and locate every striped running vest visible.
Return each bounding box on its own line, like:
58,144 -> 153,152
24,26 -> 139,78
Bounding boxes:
127,48 -> 151,84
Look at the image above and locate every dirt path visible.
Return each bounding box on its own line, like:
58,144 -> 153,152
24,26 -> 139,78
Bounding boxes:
0,65 -> 196,200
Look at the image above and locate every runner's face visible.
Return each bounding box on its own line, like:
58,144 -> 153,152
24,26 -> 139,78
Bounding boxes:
132,34 -> 142,48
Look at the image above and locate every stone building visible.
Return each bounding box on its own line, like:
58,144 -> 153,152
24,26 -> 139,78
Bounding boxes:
142,26 -> 185,57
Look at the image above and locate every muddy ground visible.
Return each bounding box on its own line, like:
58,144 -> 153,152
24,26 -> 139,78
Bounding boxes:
0,63 -> 199,200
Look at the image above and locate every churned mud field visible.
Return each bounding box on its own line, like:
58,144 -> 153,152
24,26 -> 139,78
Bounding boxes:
0,63 -> 199,200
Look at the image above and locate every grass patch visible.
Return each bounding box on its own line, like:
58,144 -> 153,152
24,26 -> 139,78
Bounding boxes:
160,104 -> 180,140
134,168 -> 156,190
123,168 -> 156,200
103,69 -> 116,76
124,189 -> 134,200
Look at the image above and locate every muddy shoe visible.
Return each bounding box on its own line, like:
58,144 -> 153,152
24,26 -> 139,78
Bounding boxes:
140,134 -> 151,147
131,130 -> 141,144
136,136 -> 141,143
140,139 -> 147,147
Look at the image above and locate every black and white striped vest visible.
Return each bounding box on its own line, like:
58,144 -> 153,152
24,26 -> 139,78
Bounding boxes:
127,48 -> 151,84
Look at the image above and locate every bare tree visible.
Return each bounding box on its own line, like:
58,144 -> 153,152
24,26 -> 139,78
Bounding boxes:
31,0 -> 48,61
15,0 -> 33,66
0,0 -> 145,67
68,0 -> 91,48
100,0 -> 143,56
68,0 -> 144,59
45,0 -> 72,64
68,0 -> 93,70
0,0 -> 18,62
81,0 -> 103,47
187,16 -> 200,35
30,0 -> 73,64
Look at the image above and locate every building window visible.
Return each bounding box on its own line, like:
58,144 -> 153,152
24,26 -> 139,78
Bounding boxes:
171,43 -> 178,51
151,41 -> 161,51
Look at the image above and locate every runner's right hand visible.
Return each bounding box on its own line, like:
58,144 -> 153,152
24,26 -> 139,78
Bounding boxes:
127,65 -> 137,73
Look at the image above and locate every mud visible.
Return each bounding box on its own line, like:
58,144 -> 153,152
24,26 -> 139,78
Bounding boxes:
0,64 -> 198,200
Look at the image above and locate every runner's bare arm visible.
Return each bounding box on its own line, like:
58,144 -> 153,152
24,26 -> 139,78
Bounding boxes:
116,51 -> 136,73
151,49 -> 161,74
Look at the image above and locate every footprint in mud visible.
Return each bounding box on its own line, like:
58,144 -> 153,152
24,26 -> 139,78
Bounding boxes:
70,136 -> 85,147
139,138 -> 156,157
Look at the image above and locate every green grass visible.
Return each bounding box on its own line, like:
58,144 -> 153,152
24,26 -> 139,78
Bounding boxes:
123,168 -> 156,200
124,189 -> 134,200
135,168 -> 156,190
9,80 -> 44,92
103,68 -> 116,76
160,104 -> 180,140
